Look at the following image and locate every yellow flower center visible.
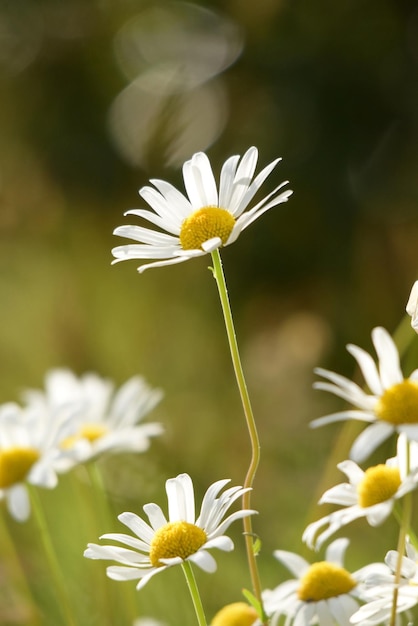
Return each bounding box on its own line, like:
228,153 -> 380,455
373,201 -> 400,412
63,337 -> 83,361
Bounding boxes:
375,379 -> 418,425
297,562 -> 356,602
357,464 -> 401,508
211,602 -> 258,626
149,521 -> 207,567
179,206 -> 235,251
61,423 -> 109,449
0,447 -> 40,489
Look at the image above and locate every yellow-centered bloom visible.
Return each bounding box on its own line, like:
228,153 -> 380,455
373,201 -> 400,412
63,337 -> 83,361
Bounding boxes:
0,402 -> 71,521
23,369 -> 163,471
263,538 -> 378,626
84,473 -> 256,590
112,146 -> 292,272
302,435 -> 418,550
311,326 -> 418,462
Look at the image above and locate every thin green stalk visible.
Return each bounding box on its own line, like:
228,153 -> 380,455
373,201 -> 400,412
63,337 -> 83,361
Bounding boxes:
29,486 -> 77,626
210,249 -> 263,608
181,561 -> 207,626
390,491 -> 412,626
0,511 -> 40,625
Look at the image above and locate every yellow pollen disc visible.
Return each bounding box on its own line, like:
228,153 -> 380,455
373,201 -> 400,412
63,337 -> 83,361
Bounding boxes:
0,447 -> 40,489
149,521 -> 207,567
211,602 -> 258,626
357,464 -> 401,508
375,379 -> 418,425
61,423 -> 109,449
179,206 -> 235,251
297,562 -> 356,602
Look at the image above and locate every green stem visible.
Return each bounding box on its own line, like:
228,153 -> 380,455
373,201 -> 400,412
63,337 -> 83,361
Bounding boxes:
29,486 -> 78,626
181,561 -> 207,626
390,435 -> 412,626
389,492 -> 412,626
210,249 -> 263,608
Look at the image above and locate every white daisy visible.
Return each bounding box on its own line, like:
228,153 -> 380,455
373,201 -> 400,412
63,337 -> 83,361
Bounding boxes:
23,369 -> 163,471
0,401 -> 73,521
406,281 -> 418,333
303,435 -> 418,550
262,538 -> 378,626
350,540 -> 418,625
84,472 -> 256,589
311,326 -> 418,462
112,146 -> 292,272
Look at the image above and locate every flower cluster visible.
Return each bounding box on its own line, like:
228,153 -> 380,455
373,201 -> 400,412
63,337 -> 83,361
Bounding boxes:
0,369 -> 162,521
4,146 -> 418,626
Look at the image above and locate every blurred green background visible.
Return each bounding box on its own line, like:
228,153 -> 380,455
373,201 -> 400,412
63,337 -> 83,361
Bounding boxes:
1,0 -> 418,624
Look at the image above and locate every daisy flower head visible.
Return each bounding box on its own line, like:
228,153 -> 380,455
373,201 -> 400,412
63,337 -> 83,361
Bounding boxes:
262,538 -> 377,626
350,540 -> 418,625
0,401 -> 73,521
84,473 -> 256,589
406,280 -> 418,333
311,326 -> 418,463
112,146 -> 292,272
303,435 -> 418,550
23,369 -> 163,471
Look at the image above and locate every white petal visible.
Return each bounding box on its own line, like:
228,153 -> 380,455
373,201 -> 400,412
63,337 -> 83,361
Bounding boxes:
7,484 -> 30,522
148,179 -> 193,218
325,537 -> 349,565
112,243 -> 181,261
188,549 -> 217,572
315,600 -> 334,626
203,535 -> 233,552
349,421 -> 394,463
183,152 -> 218,208
106,566 -> 145,581
372,327 -> 404,388
273,550 -> 309,577
119,511 -> 154,543
346,343 -> 383,395
166,473 -> 195,523
143,503 -> 167,530
218,154 -> 240,208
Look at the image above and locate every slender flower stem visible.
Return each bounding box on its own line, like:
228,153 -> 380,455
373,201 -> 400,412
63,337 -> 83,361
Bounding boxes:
210,248 -> 263,608
28,486 -> 78,626
390,492 -> 412,626
390,436 -> 412,626
182,561 -> 208,626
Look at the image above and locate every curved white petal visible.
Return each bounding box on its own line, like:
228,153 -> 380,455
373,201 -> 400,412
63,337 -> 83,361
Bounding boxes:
119,511 -> 154,543
273,549 -> 309,578
165,473 -> 195,523
372,327 -> 404,388
325,537 -> 349,565
349,421 -> 394,463
188,549 -> 217,572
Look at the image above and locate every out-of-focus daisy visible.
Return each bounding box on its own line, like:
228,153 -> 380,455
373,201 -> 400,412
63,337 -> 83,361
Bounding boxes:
262,538 -> 380,626
406,281 -> 418,333
210,602 -> 260,626
112,146 -> 292,272
303,435 -> 418,549
23,369 -> 163,470
0,402 -> 73,521
311,326 -> 418,462
84,473 -> 256,589
350,540 -> 418,625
